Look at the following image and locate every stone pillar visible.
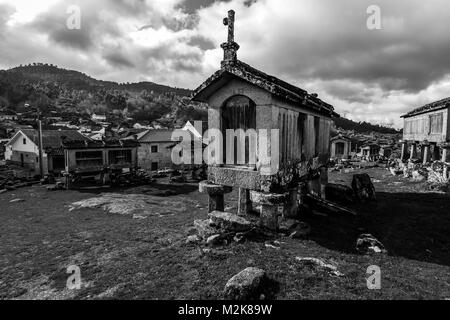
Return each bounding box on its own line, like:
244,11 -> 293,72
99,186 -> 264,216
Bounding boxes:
400,141 -> 408,161
319,167 -> 328,199
199,181 -> 232,213
252,192 -> 287,231
410,143 -> 417,160
237,188 -> 252,216
422,143 -> 430,165
297,182 -> 307,206
283,188 -> 298,219
442,148 -> 449,180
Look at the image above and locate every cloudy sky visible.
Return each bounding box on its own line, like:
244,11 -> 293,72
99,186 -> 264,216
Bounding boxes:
1,0 -> 450,128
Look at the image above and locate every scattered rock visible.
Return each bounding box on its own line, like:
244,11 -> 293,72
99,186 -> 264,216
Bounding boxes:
278,219 -> 299,234
194,219 -> 218,239
233,233 -> 246,243
0,189 -> 7,194
208,211 -> 252,232
295,257 -> 344,277
224,267 -> 267,300
412,170 -> 426,182
356,234 -> 387,255
264,241 -> 280,250
289,222 -> 311,239
186,235 -> 201,244
206,234 -> 223,246
132,214 -> 147,220
10,198 -> 25,203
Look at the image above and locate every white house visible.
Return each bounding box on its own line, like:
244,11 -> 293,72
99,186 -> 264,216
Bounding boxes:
182,121 -> 203,140
91,114 -> 107,122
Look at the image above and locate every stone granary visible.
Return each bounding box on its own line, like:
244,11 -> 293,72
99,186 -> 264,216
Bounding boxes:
192,10 -> 339,230
401,97 -> 450,178
330,135 -> 353,160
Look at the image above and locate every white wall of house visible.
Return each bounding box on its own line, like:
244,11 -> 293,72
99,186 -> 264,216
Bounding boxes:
5,132 -> 48,173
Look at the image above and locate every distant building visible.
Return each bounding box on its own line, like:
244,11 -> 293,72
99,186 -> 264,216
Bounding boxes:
91,114 -> 107,122
379,144 -> 394,158
401,97 -> 450,167
127,129 -> 176,171
0,109 -> 18,121
330,135 -> 353,160
62,139 -> 139,176
358,143 -> 381,161
4,129 -> 90,175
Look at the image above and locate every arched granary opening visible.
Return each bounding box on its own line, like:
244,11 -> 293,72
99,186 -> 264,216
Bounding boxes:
335,142 -> 345,157
221,95 -> 256,167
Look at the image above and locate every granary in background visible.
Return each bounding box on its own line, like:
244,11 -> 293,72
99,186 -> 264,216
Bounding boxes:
62,138 -> 139,181
401,97 -> 450,177
192,10 -> 339,230
330,135 -> 359,160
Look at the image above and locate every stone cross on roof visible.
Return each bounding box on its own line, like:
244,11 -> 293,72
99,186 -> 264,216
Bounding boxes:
223,10 -> 235,43
221,10 -> 240,67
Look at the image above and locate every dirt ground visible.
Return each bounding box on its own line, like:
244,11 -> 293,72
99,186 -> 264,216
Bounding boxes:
0,168 -> 449,300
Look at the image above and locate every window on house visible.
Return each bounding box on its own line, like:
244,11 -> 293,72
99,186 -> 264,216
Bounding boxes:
108,150 -> 132,165
75,151 -> 103,167
23,138 -> 26,145
151,145 -> 158,153
151,162 -> 158,171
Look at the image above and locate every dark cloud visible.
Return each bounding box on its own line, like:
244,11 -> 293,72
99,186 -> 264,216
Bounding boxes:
103,52 -> 135,69
3,0 -> 450,127
181,0 -> 229,14
238,0 -> 450,93
188,35 -> 216,50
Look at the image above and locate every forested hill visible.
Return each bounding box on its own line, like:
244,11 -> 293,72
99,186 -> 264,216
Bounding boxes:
333,117 -> 400,134
0,63 -> 201,126
4,64 -> 191,96
0,63 -> 400,134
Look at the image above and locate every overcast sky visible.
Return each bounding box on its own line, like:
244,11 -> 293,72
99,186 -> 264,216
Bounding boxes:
1,0 -> 450,128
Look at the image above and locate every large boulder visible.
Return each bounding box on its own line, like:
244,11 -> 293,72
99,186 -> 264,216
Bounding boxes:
356,234 -> 387,255
208,211 -> 252,232
351,174 -> 376,202
224,267 -> 266,300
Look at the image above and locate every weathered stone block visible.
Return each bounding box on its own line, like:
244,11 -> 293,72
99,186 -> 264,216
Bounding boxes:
224,267 -> 266,300
194,219 -> 218,239
198,181 -> 232,195
208,211 -> 252,232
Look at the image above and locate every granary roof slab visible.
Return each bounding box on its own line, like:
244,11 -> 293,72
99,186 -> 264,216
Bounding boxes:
192,59 -> 339,118
402,96 -> 450,118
